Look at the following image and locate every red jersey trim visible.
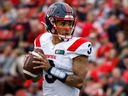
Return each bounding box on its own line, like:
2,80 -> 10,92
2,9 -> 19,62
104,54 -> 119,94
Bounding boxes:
67,38 -> 88,51
35,33 -> 43,47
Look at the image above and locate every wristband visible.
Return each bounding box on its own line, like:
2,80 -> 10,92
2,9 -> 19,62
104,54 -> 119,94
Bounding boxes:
48,67 -> 68,83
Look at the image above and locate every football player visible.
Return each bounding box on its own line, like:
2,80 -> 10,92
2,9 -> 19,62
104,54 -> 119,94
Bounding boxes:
32,2 -> 92,96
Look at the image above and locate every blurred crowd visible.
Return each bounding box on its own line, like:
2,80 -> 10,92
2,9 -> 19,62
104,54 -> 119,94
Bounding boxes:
0,0 -> 128,96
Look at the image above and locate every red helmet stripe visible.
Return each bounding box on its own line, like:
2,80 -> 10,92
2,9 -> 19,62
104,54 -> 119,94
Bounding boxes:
67,38 -> 88,51
64,3 -> 71,15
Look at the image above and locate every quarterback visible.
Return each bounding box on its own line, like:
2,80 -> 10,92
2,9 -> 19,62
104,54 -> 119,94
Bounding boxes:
32,2 -> 92,96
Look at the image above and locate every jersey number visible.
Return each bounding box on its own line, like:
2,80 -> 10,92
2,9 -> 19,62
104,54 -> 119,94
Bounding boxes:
87,44 -> 92,54
45,74 -> 56,83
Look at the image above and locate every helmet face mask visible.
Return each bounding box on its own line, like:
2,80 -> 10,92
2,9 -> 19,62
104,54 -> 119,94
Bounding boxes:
45,2 -> 76,41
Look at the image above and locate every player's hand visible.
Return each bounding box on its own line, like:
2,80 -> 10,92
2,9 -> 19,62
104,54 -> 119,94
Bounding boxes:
32,52 -> 51,72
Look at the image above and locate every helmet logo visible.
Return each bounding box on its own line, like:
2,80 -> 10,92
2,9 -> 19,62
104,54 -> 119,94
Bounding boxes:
47,6 -> 57,16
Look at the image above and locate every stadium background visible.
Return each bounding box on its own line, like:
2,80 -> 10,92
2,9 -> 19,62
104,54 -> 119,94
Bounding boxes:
0,0 -> 128,96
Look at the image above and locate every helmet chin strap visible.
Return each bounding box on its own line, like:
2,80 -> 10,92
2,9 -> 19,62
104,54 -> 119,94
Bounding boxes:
59,37 -> 69,42
52,34 -> 71,42
58,34 -> 72,41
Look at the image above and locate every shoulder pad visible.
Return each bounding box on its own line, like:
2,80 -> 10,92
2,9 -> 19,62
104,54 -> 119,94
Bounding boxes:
34,32 -> 51,48
67,38 -> 92,57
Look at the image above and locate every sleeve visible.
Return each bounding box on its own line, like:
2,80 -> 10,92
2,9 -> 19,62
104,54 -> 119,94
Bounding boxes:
34,34 -> 42,48
67,42 -> 93,59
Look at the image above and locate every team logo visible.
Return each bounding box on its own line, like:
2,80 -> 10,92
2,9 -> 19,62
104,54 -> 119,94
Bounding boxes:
55,50 -> 65,55
47,6 -> 57,16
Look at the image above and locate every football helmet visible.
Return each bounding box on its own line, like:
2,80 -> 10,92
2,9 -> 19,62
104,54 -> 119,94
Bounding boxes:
44,2 -> 76,40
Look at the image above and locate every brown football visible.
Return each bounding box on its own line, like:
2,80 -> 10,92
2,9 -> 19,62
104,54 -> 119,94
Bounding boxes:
23,48 -> 44,79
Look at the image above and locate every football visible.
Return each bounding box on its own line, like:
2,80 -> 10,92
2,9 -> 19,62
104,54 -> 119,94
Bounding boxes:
23,48 -> 44,79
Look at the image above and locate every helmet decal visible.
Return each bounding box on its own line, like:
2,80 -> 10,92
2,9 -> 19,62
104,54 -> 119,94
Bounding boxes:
47,5 -> 57,16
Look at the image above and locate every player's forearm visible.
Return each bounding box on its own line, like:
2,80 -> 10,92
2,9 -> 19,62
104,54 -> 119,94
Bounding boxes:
47,66 -> 84,89
65,75 -> 84,89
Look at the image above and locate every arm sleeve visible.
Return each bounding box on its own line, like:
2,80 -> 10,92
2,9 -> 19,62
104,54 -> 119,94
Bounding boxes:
67,42 -> 92,59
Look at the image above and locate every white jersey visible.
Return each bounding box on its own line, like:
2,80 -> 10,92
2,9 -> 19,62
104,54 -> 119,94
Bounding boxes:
34,32 -> 92,96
